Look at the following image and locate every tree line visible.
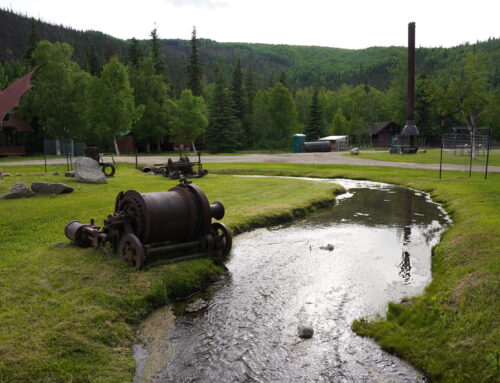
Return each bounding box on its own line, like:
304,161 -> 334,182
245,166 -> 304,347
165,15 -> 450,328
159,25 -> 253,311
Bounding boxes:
1,14 -> 500,153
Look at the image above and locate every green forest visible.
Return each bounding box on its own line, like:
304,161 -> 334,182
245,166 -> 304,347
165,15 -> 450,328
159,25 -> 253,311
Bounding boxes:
1,7 -> 500,153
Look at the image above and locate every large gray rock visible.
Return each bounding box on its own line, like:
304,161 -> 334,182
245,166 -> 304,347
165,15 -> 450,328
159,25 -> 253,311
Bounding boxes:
31,182 -> 74,195
350,147 -> 360,155
74,157 -> 107,184
0,183 -> 35,199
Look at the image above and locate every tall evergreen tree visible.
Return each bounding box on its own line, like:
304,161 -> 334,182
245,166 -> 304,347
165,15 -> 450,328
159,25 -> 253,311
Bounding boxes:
268,83 -> 297,148
186,26 -> 203,97
23,20 -> 40,66
128,37 -> 142,69
231,58 -> 245,145
304,89 -> 325,140
205,69 -> 240,153
84,45 -> 102,76
243,65 -> 256,142
150,27 -> 166,76
279,71 -> 290,90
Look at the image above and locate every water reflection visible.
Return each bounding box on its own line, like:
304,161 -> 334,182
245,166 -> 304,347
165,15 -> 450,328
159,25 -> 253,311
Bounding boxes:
135,180 -> 450,383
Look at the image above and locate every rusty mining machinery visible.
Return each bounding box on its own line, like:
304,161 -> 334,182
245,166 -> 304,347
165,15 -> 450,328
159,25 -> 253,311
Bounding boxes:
143,152 -> 208,179
64,178 -> 232,269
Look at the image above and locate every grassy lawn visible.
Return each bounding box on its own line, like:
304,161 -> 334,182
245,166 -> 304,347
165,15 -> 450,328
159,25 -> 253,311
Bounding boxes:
208,162 -> 499,383
0,163 -> 342,382
343,148 -> 500,166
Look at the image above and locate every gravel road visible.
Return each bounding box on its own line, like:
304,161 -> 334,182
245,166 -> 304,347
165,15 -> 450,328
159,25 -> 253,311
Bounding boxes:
2,151 -> 499,173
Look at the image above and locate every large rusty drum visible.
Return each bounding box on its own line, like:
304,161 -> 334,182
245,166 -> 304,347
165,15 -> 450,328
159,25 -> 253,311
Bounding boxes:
115,183 -> 224,245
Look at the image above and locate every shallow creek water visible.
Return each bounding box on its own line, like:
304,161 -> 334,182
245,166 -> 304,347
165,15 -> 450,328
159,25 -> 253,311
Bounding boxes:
134,178 -> 451,383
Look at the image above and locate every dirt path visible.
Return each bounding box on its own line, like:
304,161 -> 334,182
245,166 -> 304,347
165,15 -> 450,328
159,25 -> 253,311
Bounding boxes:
2,151 -> 499,173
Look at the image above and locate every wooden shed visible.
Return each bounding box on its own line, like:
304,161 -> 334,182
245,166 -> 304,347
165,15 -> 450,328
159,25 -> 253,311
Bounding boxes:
0,113 -> 33,155
116,131 -> 136,154
368,121 -> 400,147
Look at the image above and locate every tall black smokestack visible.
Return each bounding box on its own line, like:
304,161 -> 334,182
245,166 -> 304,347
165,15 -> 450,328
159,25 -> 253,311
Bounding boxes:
401,22 -> 419,137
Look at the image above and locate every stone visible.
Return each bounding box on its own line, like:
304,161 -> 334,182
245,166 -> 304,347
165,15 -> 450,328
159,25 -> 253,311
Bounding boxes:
31,182 -> 74,195
0,183 -> 35,199
3,173 -> 11,177
65,171 -> 75,177
15,173 -> 23,176
320,243 -> 334,251
350,147 -> 360,155
298,325 -> 314,339
74,157 -> 107,184
52,172 -> 60,176
185,299 -> 209,313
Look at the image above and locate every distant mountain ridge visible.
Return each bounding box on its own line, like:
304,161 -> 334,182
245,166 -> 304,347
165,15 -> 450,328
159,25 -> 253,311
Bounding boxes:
2,7 -> 500,90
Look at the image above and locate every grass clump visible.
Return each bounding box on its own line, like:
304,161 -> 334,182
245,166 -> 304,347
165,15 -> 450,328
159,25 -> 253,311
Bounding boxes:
0,163 -> 341,382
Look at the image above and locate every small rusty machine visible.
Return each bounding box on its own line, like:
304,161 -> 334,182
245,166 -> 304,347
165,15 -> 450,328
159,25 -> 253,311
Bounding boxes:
64,179 -> 232,269
85,147 -> 117,177
143,152 -> 208,179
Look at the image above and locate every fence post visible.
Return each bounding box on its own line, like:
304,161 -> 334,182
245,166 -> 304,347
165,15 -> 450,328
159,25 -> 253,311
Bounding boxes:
439,141 -> 443,179
485,126 -> 492,180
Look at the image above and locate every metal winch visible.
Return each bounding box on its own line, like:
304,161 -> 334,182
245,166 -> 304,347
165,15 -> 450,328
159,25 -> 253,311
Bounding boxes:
64,179 -> 232,269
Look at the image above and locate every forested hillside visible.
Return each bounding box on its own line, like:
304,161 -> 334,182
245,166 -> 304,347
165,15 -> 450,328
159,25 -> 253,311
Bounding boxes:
1,7 -> 500,153
3,7 -> 500,91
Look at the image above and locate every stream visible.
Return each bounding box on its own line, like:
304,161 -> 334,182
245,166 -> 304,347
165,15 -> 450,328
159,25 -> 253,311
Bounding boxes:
134,178 -> 451,383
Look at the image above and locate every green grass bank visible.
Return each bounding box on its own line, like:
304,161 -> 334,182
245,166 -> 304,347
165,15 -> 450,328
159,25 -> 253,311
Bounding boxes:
343,148 -> 500,166
0,163 -> 342,382
209,162 -> 499,383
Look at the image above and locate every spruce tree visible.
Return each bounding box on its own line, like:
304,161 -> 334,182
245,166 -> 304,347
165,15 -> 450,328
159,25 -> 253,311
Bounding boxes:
231,59 -> 245,145
128,38 -> 142,69
243,65 -> 256,143
24,20 -> 40,66
84,45 -> 102,76
186,26 -> 203,97
304,89 -> 325,140
205,69 -> 240,153
150,27 -> 166,76
279,71 -> 290,90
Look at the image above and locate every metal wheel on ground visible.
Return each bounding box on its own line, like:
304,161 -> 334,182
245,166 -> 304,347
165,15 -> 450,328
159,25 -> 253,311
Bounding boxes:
119,233 -> 145,270
210,222 -> 232,257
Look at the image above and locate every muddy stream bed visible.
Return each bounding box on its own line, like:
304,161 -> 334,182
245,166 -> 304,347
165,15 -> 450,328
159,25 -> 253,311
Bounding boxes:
134,178 -> 451,383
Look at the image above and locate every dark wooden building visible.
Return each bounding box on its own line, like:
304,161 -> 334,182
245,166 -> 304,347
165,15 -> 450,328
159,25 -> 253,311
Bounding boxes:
368,121 -> 399,147
0,113 -> 33,155
116,131 -> 136,154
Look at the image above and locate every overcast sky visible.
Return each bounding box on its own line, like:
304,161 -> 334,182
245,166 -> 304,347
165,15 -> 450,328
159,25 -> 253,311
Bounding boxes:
2,0 -> 500,49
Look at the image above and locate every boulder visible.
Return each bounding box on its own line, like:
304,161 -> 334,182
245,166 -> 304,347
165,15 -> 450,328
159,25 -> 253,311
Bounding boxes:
2,173 -> 11,177
350,147 -> 360,155
320,243 -> 335,251
185,299 -> 209,313
65,171 -> 75,178
298,325 -> 314,339
52,172 -> 60,176
31,182 -> 74,195
74,157 -> 107,184
0,183 -> 35,199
